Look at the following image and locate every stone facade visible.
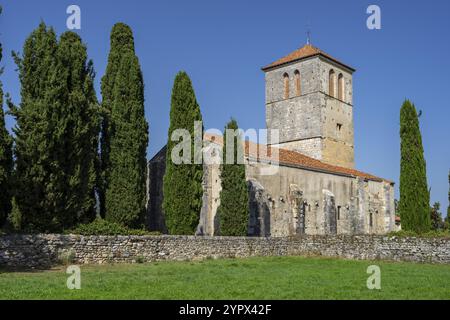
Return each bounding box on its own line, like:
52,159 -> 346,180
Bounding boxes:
199,152 -> 395,237
148,145 -> 395,237
1,234 -> 449,268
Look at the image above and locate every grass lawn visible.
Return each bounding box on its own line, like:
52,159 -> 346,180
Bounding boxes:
0,256 -> 449,299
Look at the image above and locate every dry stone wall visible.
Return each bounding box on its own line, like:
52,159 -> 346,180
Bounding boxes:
0,234 -> 449,268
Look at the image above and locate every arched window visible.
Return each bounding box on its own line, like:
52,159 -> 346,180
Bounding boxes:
294,70 -> 301,96
329,70 -> 336,97
283,73 -> 289,99
338,73 -> 345,101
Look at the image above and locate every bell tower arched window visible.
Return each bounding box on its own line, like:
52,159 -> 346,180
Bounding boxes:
294,70 -> 301,96
283,73 -> 289,99
329,69 -> 336,97
338,73 -> 345,101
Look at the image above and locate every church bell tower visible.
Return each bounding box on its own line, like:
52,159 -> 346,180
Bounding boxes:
262,44 -> 356,169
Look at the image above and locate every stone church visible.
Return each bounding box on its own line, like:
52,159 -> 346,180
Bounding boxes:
147,43 -> 396,237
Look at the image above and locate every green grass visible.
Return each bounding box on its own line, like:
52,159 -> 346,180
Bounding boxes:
0,256 -> 449,299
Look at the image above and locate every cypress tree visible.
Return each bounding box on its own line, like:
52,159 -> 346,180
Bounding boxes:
100,23 -> 135,218
447,170 -> 450,228
217,118 -> 249,236
104,50 -> 148,227
9,24 -> 99,232
0,5 -> 13,227
399,100 -> 430,233
163,72 -> 203,235
54,31 -> 100,226
430,202 -> 443,231
9,23 -> 60,232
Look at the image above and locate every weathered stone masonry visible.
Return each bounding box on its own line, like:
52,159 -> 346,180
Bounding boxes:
1,234 -> 449,268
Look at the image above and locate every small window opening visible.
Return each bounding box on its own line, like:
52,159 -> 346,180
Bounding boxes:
283,73 -> 289,99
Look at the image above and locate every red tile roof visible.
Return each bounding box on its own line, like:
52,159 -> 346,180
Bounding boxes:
204,134 -> 392,183
262,44 -> 355,72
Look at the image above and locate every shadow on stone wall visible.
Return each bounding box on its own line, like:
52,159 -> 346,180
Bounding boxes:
248,179 -> 271,237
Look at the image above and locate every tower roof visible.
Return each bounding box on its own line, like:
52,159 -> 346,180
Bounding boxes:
261,44 -> 355,72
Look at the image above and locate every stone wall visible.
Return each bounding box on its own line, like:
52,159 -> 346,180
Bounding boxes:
274,138 -> 323,162
1,234 -> 449,268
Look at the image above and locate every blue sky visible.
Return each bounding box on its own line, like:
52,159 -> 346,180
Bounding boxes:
1,0 -> 449,213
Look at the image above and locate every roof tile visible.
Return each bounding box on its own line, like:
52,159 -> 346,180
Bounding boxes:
205,134 -> 391,183
262,44 -> 355,72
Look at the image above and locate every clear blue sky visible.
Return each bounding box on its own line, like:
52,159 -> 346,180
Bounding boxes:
1,0 -> 449,213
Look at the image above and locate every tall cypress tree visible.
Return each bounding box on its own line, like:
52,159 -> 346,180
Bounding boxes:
399,100 -> 430,233
163,72 -> 203,235
104,50 -> 148,227
447,170 -> 450,228
0,85 -> 11,228
55,31 -> 100,226
0,6 -> 13,227
100,23 -> 135,219
9,23 -> 60,232
9,24 -> 99,232
217,118 -> 249,236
